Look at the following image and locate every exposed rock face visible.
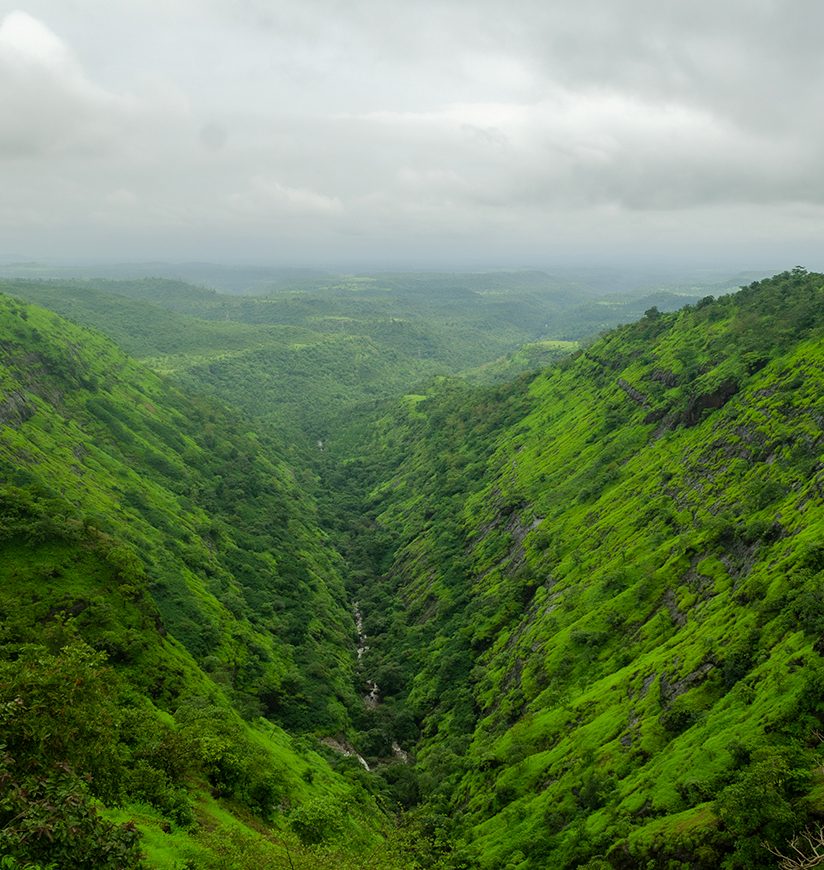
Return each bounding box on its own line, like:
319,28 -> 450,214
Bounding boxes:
682,378 -> 739,427
321,736 -> 371,771
617,377 -> 650,407
0,390 -> 34,427
648,369 -> 679,388
659,661 -> 715,705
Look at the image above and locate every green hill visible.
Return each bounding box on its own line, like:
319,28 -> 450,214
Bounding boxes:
0,295 -> 420,869
0,273 -> 704,451
336,268 -> 824,868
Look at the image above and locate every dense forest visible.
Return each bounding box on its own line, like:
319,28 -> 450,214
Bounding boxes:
0,268 -> 822,868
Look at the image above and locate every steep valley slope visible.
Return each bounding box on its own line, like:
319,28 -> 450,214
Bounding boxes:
0,295 -> 417,869
330,268 -> 824,868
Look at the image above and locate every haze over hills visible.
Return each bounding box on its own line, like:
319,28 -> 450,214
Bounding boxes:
0,260 -> 774,298
1,266 -> 822,868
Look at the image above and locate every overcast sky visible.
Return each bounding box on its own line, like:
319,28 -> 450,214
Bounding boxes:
1,0 -> 823,269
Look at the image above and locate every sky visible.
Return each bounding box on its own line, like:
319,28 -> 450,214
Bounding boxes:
1,0 -> 823,270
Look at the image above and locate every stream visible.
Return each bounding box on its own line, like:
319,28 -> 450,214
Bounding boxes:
354,601 -> 380,708
320,604 -> 410,770
353,601 -> 409,764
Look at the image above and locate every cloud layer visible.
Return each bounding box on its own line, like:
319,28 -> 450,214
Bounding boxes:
1,1 -> 823,267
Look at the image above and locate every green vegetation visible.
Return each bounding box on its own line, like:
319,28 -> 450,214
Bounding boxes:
335,268 -> 824,868
0,296 -> 416,868
0,295 -> 360,730
1,272 -> 703,450
1,267 -> 822,867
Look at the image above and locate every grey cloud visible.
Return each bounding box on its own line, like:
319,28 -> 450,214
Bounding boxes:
0,1 -> 823,267
0,10 -> 122,156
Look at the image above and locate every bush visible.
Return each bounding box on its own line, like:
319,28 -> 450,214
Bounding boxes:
715,748 -> 807,867
0,641 -> 125,802
659,700 -> 698,735
289,797 -> 344,845
173,697 -> 284,817
125,760 -> 194,828
0,751 -> 144,870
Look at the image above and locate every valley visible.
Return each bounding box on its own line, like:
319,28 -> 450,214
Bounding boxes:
0,267 -> 822,869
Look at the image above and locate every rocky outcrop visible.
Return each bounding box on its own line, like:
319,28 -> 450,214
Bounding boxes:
0,390 -> 34,427
659,661 -> 714,705
682,378 -> 739,427
616,378 -> 650,407
648,369 -> 679,388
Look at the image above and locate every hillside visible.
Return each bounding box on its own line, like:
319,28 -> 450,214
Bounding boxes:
0,295 -> 425,869
336,269 -> 824,868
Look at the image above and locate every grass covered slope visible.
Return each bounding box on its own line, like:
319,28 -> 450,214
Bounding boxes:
4,267 -> 821,868
353,269 -> 824,868
0,294 -> 357,731
0,295 -> 419,868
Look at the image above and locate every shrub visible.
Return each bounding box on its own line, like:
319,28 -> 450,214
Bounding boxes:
289,797 -> 344,845
0,751 -> 144,870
